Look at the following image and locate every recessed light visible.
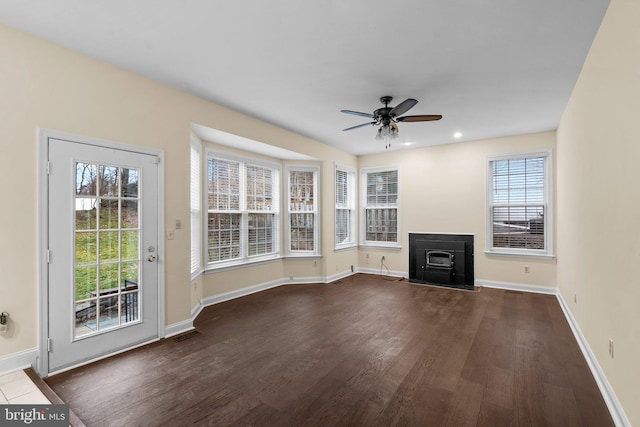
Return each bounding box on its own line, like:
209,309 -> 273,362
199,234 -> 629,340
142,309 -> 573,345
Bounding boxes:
454,132 -> 462,138
403,141 -> 413,146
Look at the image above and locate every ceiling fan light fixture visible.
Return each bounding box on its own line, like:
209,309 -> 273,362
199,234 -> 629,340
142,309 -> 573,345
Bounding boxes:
376,123 -> 399,140
341,96 -> 441,149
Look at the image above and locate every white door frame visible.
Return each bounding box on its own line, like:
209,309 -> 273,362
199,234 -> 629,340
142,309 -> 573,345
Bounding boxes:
38,129 -> 165,377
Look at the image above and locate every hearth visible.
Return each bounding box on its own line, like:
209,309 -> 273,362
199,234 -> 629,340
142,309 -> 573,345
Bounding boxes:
409,233 -> 474,290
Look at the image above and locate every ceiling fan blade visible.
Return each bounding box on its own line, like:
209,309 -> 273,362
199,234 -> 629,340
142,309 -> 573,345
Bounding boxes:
396,114 -> 443,122
389,98 -> 418,117
341,109 -> 375,118
343,122 -> 375,131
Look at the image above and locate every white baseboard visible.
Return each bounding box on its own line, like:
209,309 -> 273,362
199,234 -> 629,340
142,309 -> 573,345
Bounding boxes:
476,279 -> 557,295
285,276 -> 326,285
195,273 -> 360,317
478,278 -> 629,426
356,267 -> 406,278
325,270 -> 355,283
164,320 -> 195,339
556,293 -> 630,427
199,278 -> 284,309
0,348 -> 38,376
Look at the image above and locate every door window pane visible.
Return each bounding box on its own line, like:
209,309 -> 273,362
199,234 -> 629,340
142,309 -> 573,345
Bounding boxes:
121,231 -> 139,261
75,232 -> 97,265
99,199 -> 119,229
76,163 -> 97,196
99,231 -> 120,262
75,300 -> 97,337
73,162 -> 142,339
121,168 -> 139,197
75,198 -> 97,230
75,266 -> 97,300
121,200 -> 138,228
99,165 -> 119,197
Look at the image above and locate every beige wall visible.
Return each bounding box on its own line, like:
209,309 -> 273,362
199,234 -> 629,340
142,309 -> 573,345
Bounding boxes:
557,0 -> 639,424
0,23 -> 355,358
358,132 -> 557,287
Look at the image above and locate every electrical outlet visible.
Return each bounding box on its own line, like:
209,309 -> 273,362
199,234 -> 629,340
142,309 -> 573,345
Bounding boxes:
524,265 -> 530,273
175,219 -> 182,229
609,339 -> 614,358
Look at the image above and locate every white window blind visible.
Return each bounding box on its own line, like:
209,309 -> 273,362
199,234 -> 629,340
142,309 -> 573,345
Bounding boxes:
207,153 -> 280,268
190,140 -> 201,277
246,165 -> 278,257
287,166 -> 319,256
361,167 -> 399,246
487,151 -> 552,256
335,165 -> 356,248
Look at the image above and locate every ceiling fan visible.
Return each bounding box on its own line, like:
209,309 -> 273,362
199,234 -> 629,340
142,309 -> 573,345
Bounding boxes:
341,96 -> 442,148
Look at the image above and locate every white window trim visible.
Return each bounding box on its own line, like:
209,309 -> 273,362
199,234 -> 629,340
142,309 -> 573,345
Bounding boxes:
335,163 -> 357,250
190,137 -> 202,279
485,149 -> 554,258
360,165 -> 401,249
285,164 -> 320,257
205,148 -> 281,270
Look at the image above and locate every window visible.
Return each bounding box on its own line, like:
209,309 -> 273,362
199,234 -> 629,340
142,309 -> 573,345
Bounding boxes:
335,164 -> 356,249
206,152 -> 280,268
361,167 -> 399,247
190,139 -> 202,277
487,150 -> 552,257
286,166 -> 319,256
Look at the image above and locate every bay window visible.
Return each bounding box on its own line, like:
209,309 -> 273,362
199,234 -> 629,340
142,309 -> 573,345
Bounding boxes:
206,152 -> 280,268
286,166 -> 319,256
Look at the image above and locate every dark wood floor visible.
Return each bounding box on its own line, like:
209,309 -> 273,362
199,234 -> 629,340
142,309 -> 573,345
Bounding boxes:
46,274 -> 613,426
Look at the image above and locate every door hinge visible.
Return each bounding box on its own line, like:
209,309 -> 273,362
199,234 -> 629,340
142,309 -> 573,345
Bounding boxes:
153,156 -> 160,165
46,250 -> 52,264
46,161 -> 52,175
47,338 -> 52,352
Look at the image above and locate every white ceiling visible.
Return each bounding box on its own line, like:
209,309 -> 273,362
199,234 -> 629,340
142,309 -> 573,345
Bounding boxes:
1,0 -> 609,156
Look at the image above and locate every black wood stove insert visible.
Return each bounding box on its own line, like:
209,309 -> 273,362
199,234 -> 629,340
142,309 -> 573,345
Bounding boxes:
409,233 -> 474,290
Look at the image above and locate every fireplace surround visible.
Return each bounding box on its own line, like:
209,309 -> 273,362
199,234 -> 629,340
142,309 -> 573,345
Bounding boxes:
409,233 -> 474,290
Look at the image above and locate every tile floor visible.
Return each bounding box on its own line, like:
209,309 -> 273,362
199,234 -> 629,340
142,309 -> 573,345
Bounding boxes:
0,370 -> 50,404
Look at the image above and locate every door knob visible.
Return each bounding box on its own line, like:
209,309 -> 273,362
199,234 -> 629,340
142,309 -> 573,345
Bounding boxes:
147,255 -> 157,262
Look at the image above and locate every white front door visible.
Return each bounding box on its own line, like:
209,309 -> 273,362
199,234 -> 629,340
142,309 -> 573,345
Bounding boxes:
47,137 -> 160,373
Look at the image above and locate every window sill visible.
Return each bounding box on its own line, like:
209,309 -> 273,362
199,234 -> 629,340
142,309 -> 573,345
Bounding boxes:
359,243 -> 402,251
334,243 -> 357,252
484,250 -> 556,260
283,254 -> 322,259
190,270 -> 203,281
